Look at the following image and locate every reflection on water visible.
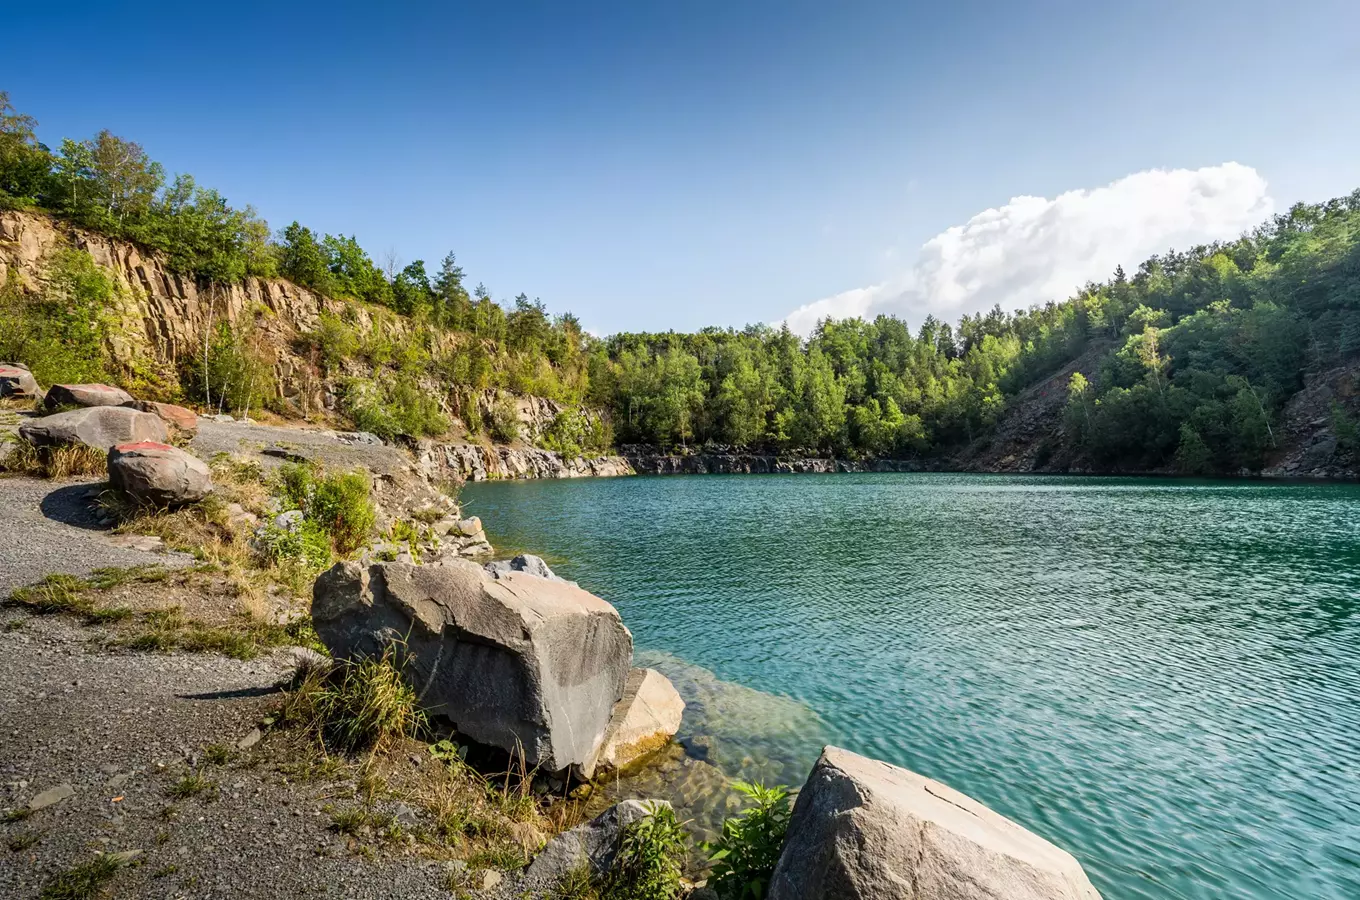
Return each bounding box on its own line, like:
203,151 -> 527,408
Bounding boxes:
469,473 -> 1360,900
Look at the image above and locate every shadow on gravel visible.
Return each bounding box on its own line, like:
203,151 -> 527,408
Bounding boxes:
180,685 -> 284,701
39,482 -> 108,530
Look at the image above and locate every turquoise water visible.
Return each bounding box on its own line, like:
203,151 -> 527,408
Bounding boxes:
463,474 -> 1360,900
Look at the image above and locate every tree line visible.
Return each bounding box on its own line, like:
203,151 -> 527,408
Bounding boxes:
3,91 -> 1359,473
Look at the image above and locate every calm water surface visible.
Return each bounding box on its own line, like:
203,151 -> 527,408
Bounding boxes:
463,474 -> 1360,900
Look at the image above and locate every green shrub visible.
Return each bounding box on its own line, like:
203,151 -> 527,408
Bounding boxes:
705,781 -> 793,900
257,518 -> 332,572
271,463 -> 375,557
340,374 -> 448,441
306,311 -> 359,372
310,470 -> 375,555
540,408 -> 613,458
601,802 -> 688,900
0,250 -> 114,387
489,396 -> 521,444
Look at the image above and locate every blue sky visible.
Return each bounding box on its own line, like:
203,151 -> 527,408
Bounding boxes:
6,1 -> 1360,334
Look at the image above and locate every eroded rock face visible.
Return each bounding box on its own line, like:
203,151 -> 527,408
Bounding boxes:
124,400 -> 198,437
596,668 -> 684,773
312,559 -> 633,776
19,406 -> 168,451
108,441 -> 214,507
43,383 -> 135,410
768,746 -> 1103,900
0,363 -> 39,398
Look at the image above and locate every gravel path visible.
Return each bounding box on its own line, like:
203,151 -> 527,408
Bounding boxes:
0,477 -> 192,597
0,615 -> 461,899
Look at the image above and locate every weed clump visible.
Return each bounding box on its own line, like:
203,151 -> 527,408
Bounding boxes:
1,440 -> 107,479
704,781 -> 792,900
283,645 -> 424,752
38,853 -> 125,900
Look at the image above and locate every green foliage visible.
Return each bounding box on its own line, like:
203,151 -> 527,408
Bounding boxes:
256,517 -> 333,573
488,396 -> 521,443
705,781 -> 793,900
1331,400 -> 1359,452
0,249 -> 115,386
539,407 -> 613,458
339,374 -> 449,441
306,311 -> 360,372
272,463 -> 376,557
182,320 -> 273,415
600,802 -> 689,900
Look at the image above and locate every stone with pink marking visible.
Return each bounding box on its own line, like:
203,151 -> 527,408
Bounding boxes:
44,383 -> 135,410
108,441 -> 213,507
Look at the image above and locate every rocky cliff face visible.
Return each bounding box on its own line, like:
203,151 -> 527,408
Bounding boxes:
622,447 -> 929,476
0,209 -> 347,411
417,440 -> 633,482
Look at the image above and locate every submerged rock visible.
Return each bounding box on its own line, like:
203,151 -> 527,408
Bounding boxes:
0,363 -> 39,398
20,406 -> 167,451
108,441 -> 214,507
596,667 -> 685,773
769,746 -> 1102,900
312,559 -> 632,776
43,382 -> 134,410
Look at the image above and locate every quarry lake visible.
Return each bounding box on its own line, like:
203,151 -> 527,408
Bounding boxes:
463,473 -> 1360,900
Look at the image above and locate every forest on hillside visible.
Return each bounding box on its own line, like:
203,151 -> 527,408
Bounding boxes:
3,90 -> 1359,473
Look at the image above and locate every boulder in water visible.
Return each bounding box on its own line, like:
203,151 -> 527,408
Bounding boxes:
20,406 -> 167,451
312,558 -> 632,776
485,553 -> 564,582
43,383 -> 134,410
108,441 -> 214,507
769,746 -> 1103,900
596,668 -> 684,773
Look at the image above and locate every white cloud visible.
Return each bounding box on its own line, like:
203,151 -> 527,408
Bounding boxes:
783,163 -> 1273,336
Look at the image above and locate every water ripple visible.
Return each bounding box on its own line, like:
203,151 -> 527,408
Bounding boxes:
466,474 -> 1360,900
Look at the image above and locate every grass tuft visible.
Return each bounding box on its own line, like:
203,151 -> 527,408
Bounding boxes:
38,853 -> 125,900
282,644 -> 424,752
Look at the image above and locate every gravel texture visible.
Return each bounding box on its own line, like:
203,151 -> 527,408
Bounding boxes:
0,615 -> 462,899
0,477 -> 192,597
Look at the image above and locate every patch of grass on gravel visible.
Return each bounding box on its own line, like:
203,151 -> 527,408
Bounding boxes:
281,646 -> 425,752
7,568 -> 165,624
38,853 -> 125,900
8,830 -> 40,851
167,773 -> 217,800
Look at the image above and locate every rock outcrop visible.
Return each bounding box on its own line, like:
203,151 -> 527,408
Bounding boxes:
417,440 -> 633,482
596,668 -> 685,773
312,559 -> 633,777
43,383 -> 135,410
108,441 -> 214,507
623,446 -> 929,476
768,746 -> 1102,900
19,406 -> 168,451
0,363 -> 39,399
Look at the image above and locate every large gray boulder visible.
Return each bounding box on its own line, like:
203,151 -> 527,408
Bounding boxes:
43,382 -> 134,410
312,559 -> 633,776
0,363 -> 39,399
768,746 -> 1102,900
20,406 -> 168,451
108,441 -> 214,507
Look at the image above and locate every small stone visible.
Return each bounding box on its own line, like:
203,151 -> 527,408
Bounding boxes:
480,869 -> 503,890
236,728 -> 264,750
28,782 -> 75,811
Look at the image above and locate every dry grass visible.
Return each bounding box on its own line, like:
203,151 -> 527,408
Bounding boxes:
1,440 -> 107,479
